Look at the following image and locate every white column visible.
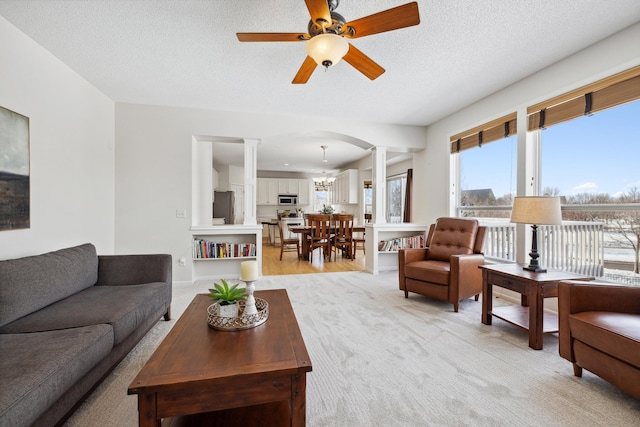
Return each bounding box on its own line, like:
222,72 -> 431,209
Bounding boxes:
372,146 -> 387,224
243,138 -> 259,225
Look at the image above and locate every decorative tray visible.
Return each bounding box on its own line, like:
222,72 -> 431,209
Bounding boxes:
207,298 -> 269,331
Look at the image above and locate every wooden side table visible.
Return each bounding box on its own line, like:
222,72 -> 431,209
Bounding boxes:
480,264 -> 592,350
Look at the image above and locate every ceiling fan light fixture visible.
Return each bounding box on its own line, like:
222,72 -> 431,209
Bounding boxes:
306,34 -> 348,68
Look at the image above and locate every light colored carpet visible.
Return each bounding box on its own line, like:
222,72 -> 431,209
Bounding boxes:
64,271 -> 640,426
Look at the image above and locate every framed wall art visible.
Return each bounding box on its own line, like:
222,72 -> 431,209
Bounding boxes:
0,106 -> 30,231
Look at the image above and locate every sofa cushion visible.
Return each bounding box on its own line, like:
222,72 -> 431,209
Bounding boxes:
569,311 -> 640,368
0,325 -> 114,427
0,283 -> 168,345
405,260 -> 450,285
426,218 -> 478,262
0,243 -> 98,327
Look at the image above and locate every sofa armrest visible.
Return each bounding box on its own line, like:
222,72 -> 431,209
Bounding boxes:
398,248 -> 428,290
559,280 -> 640,314
558,280 -> 640,361
450,254 -> 485,301
399,248 -> 429,265
96,254 -> 172,287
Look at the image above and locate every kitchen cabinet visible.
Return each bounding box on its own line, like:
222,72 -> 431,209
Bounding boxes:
257,178 -> 278,205
258,178 -> 311,205
297,179 -> 311,205
332,169 -> 358,204
278,179 -> 299,195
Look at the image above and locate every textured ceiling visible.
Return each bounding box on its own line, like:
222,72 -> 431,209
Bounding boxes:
1,0 -> 639,172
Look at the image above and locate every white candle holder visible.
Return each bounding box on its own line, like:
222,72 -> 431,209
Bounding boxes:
241,279 -> 258,316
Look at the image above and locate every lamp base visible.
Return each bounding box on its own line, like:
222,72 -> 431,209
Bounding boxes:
523,264 -> 547,273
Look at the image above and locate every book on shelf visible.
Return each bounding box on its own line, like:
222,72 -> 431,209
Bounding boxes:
377,234 -> 425,252
192,238 -> 256,259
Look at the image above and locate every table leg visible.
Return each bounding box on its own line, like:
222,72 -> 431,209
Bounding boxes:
481,271 -> 492,325
528,284 -> 544,350
291,373 -> 306,427
138,393 -> 160,427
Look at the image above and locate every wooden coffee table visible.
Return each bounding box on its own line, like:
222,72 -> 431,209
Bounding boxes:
128,289 -> 312,426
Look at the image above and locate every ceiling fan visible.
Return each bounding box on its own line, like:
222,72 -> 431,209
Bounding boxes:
236,0 -> 420,84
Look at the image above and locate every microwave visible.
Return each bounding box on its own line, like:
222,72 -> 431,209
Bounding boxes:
278,195 -> 298,205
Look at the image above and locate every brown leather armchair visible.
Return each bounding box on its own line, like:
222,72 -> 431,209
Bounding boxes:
558,280 -> 640,399
398,217 -> 486,312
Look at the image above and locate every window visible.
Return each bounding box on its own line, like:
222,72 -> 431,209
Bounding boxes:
458,135 -> 516,218
387,174 -> 406,222
452,113 -> 518,219
314,188 -> 329,213
540,99 -> 640,278
363,181 -> 372,215
451,65 -> 640,281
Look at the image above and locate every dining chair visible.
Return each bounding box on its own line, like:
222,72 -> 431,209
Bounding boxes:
353,213 -> 371,257
278,220 -> 300,261
306,213 -> 332,262
331,214 -> 354,261
277,214 -> 300,260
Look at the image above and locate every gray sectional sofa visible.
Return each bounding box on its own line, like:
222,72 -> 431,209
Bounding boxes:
0,243 -> 172,427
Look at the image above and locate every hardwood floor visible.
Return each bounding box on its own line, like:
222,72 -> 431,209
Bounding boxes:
261,239 -> 365,276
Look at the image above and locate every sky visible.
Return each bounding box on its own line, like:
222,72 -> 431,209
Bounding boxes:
460,99 -> 640,199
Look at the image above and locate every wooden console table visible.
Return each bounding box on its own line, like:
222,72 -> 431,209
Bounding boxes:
480,264 -> 592,350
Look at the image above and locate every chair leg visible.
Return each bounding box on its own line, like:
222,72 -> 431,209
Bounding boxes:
453,302 -> 459,312
474,294 -> 479,301
573,364 -> 583,377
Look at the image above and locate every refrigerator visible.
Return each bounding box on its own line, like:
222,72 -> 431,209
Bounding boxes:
213,191 -> 235,224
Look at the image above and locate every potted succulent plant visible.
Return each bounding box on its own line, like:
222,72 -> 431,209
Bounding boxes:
208,279 -> 246,318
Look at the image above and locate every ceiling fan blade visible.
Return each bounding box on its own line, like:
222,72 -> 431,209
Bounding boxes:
237,33 -> 308,42
305,0 -> 332,26
344,2 -> 420,39
292,56 -> 317,84
343,44 -> 385,80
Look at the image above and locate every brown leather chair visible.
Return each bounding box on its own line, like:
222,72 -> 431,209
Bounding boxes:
558,280 -> 640,399
398,217 -> 486,312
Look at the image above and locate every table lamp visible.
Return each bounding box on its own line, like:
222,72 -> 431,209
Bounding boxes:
510,196 -> 562,273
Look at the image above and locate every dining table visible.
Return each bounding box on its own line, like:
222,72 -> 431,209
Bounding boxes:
289,225 -> 366,260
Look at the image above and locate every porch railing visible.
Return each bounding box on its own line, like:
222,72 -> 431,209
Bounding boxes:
480,221 -> 604,277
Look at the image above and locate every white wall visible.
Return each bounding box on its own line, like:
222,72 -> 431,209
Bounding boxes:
0,16 -> 115,260
415,23 -> 640,226
114,103 -> 426,282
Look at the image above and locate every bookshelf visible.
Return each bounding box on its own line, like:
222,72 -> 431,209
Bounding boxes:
191,225 -> 262,280
364,223 -> 429,274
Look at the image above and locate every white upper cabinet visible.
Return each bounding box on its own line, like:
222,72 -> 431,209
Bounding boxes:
332,169 -> 358,204
257,178 -> 279,205
278,179 -> 298,195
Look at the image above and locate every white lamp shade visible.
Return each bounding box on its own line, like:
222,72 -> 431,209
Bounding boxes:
510,196 -> 562,225
306,34 -> 349,67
